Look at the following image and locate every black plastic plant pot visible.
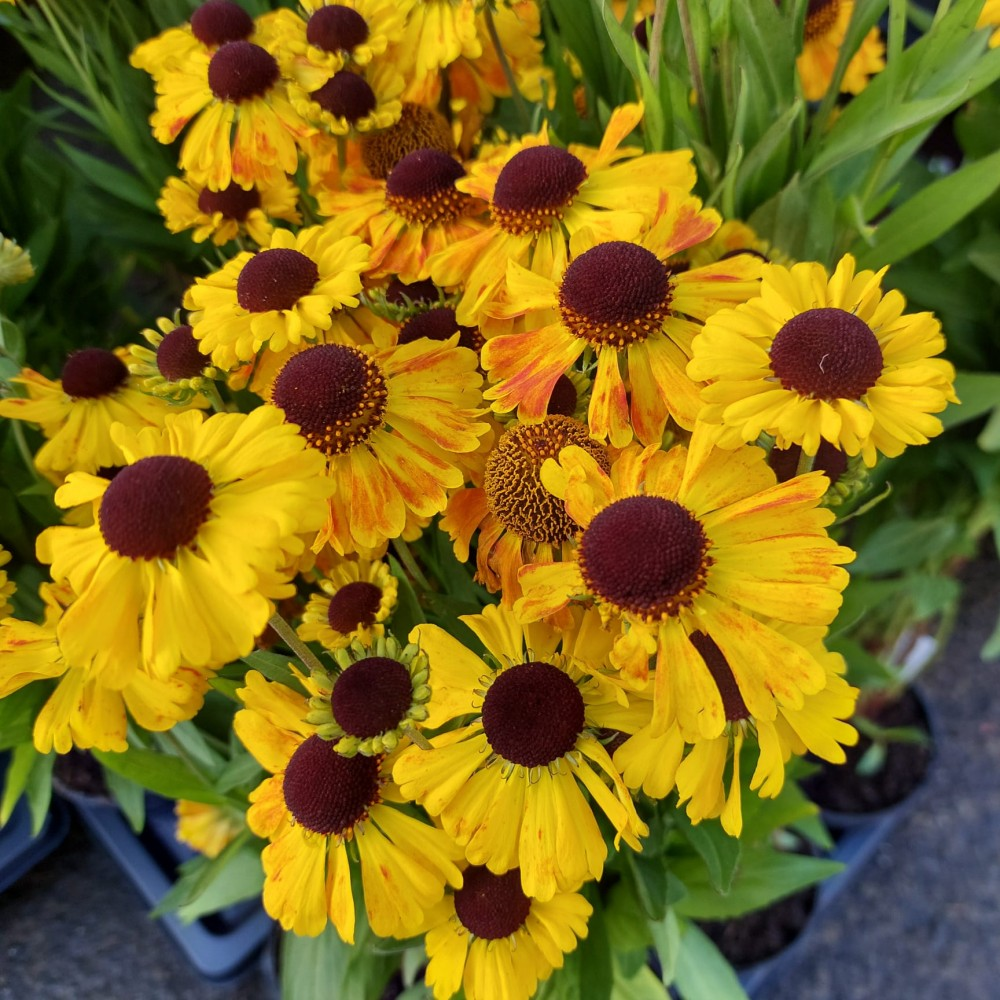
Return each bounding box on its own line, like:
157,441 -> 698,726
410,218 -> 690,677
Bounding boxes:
0,794 -> 71,895
803,685 -> 937,833
69,792 -> 274,984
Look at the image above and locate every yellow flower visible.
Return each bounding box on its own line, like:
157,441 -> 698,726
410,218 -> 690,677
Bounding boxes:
441,416 -> 610,604
184,225 -> 370,370
687,255 -> 958,466
125,317 -> 218,404
482,196 -> 763,446
516,427 -> 854,741
234,668 -> 463,940
0,349 -> 179,480
0,582 -> 212,754
131,1 -> 258,82
615,623 -> 858,836
314,148 -> 488,283
419,866 -> 592,1000
796,0 -> 885,101
262,334 -> 488,554
175,800 -> 245,858
0,234 -> 34,286
393,604 -> 648,901
148,36 -> 313,191
428,103 -> 697,329
36,407 -> 333,682
389,0 -> 483,104
157,172 -> 301,246
0,547 -> 15,618
297,556 -> 398,652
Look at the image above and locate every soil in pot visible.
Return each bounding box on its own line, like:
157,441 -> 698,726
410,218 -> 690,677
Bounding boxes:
801,686 -> 932,815
698,887 -> 816,968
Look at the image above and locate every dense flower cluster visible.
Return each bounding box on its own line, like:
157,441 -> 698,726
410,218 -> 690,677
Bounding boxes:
0,3 -> 960,999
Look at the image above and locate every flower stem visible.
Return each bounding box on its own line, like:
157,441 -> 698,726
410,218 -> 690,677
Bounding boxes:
676,0 -> 711,141
484,2 -> 531,131
267,610 -> 327,676
649,0 -> 669,88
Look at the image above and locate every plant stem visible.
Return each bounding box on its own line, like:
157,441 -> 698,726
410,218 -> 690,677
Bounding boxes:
483,2 -> 530,131
202,381 -> 229,413
392,537 -> 432,592
649,0 -> 669,88
267,611 -> 327,676
675,0 -> 711,141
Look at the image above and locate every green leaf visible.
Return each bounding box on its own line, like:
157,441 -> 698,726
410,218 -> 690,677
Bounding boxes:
92,747 -> 230,806
1,742 -> 38,825
626,849 -> 686,920
611,958 -> 670,1000
237,650 -> 305,691
281,895 -> 398,1000
175,839 -> 265,923
850,517 -> 959,575
579,888 -> 614,1000
104,768 -> 146,833
605,879 -> 654,956
0,683 -> 51,751
674,812 -> 741,893
388,555 -> 426,640
672,921 -> 749,1000
673,846 -> 843,920
54,140 -> 157,212
940,373 -> 1000,429
648,907 -> 681,986
853,147 -> 1000,267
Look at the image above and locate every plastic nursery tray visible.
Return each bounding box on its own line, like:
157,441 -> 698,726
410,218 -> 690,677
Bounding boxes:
71,793 -> 273,983
0,794 -> 71,895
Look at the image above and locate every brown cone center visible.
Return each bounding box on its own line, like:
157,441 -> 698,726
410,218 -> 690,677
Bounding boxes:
271,343 -> 388,455
61,348 -> 128,399
454,866 -> 532,940
236,248 -> 319,313
306,5 -> 370,54
208,40 -> 279,102
312,70 -> 376,122
491,146 -> 588,235
769,307 -> 883,400
579,495 -> 710,618
331,656 -> 412,738
190,0 -> 254,46
197,182 -> 261,221
156,325 -> 209,381
327,580 -> 383,634
481,661 -> 585,767
99,455 -> 213,560
282,734 -> 381,835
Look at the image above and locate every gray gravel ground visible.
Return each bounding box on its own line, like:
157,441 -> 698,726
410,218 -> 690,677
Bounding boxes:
0,558 -> 998,1000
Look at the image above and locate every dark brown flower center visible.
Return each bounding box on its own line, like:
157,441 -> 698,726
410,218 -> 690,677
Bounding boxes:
61,348 -> 128,399
804,0 -> 841,40
769,307 -> 883,400
331,656 -> 412,738
547,374 -> 578,417
98,455 -> 213,560
397,306 -> 482,353
579,495 -> 711,618
491,146 -> 588,236
484,417 -> 607,545
208,41 -> 279,102
559,242 -> 670,348
384,277 -> 439,307
688,631 -> 749,722
306,4 -> 370,54
197,182 -> 261,221
453,866 -> 532,940
768,440 -> 848,484
312,70 -> 376,122
481,660 -> 585,767
271,344 -> 388,455
361,103 -> 455,179
282,734 -> 381,835
236,248 -> 319,313
156,325 -> 210,382
327,580 -> 383,634
190,0 -> 254,47
385,149 -> 468,226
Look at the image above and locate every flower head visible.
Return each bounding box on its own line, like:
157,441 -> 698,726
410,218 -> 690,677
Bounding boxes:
517,427 -> 854,741
393,604 -> 648,901
687,255 -> 958,465
796,0 -> 885,100
37,407 -> 333,681
0,234 -> 34,286
235,668 -> 463,940
126,317 -> 218,404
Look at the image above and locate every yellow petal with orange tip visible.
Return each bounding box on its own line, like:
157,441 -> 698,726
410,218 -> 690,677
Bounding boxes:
515,560 -> 584,623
